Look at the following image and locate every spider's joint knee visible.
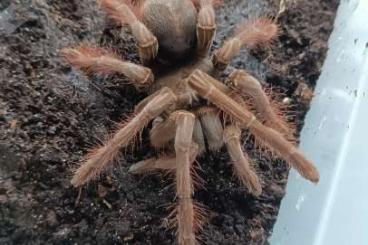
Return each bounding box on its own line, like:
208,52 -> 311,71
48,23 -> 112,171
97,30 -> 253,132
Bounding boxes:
223,126 -> 241,143
203,85 -> 215,99
177,196 -> 193,203
197,24 -> 216,31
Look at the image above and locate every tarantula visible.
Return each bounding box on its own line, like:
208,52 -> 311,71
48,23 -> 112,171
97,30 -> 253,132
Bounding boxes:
61,0 -> 319,244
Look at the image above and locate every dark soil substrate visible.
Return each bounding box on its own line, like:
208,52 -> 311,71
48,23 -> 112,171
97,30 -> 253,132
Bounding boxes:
0,0 -> 337,244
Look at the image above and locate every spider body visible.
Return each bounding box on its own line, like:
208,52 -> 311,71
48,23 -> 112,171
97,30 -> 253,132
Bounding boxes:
148,58 -> 213,99
142,0 -> 198,61
61,0 -> 319,244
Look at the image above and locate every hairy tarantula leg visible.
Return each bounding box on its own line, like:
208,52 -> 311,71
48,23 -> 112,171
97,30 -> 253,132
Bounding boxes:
196,107 -> 224,151
134,88 -> 165,114
226,69 -> 294,140
196,0 -> 216,56
212,17 -> 278,70
193,118 -> 206,154
187,70 -> 319,183
174,111 -> 197,245
71,87 -> 177,187
100,0 -> 158,63
223,125 -> 262,196
60,45 -> 153,89
135,88 -> 194,115
128,143 -> 199,174
149,113 -> 206,153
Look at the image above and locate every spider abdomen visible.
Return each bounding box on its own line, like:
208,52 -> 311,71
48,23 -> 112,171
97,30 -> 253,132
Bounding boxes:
142,0 -> 198,60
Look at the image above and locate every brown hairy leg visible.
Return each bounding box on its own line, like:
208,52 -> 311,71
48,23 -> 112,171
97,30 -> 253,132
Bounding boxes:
187,69 -> 319,183
226,69 -> 294,140
134,88 -> 165,113
212,17 -> 278,70
100,0 -> 158,63
71,87 -> 177,187
193,118 -> 206,154
174,111 -> 197,245
149,112 -> 206,154
196,0 -> 216,56
223,124 -> 262,196
196,106 -> 224,151
60,45 -> 154,89
128,143 -> 199,174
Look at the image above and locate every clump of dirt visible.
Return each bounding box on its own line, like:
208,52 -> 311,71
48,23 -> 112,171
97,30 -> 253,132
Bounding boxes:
0,0 -> 337,244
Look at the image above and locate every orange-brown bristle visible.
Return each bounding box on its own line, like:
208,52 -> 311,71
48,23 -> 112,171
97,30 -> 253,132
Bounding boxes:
193,201 -> 209,231
263,87 -> 297,143
191,160 -> 206,190
100,0 -> 142,24
167,200 -> 208,236
231,158 -> 262,196
114,115 -> 142,151
221,91 -> 253,124
60,45 -> 120,74
71,111 -> 151,187
235,17 -> 279,48
124,0 -> 144,19
249,123 -> 319,183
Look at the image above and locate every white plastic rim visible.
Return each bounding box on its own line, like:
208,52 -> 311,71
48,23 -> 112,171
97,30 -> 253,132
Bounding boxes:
270,0 -> 368,244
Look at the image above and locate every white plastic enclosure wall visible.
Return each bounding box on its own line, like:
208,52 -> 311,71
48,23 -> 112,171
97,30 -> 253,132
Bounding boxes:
270,0 -> 368,245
